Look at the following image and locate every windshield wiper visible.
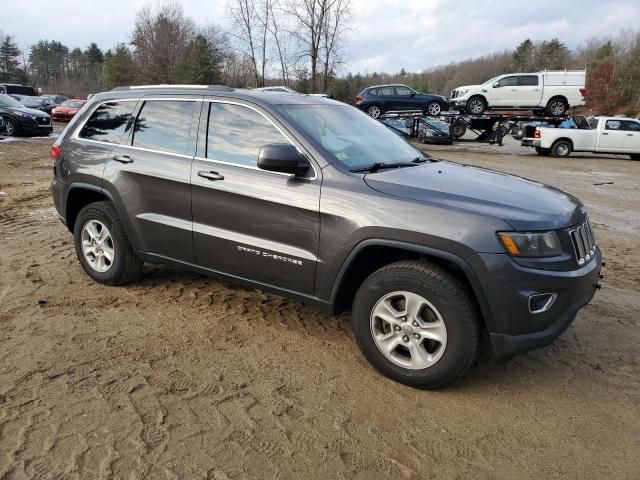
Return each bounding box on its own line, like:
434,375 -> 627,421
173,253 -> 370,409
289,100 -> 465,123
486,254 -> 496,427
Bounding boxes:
350,157 -> 427,173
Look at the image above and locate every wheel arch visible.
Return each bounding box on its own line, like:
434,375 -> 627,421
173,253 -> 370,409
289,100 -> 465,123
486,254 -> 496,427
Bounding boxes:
328,239 -> 494,332
551,137 -> 574,150
547,95 -> 569,107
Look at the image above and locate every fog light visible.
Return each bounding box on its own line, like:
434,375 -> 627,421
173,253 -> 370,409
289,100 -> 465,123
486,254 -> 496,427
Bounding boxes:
529,293 -> 557,314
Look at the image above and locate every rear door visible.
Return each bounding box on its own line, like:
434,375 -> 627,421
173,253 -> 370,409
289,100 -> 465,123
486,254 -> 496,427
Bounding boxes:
102,96 -> 199,262
618,120 -> 640,152
598,119 -> 627,152
190,99 -> 321,294
516,75 -> 542,106
377,86 -> 395,112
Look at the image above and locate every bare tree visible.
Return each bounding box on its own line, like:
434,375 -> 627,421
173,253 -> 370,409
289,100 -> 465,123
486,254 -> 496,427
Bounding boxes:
228,0 -> 262,86
130,1 -> 195,83
320,0 -> 351,91
267,0 -> 289,85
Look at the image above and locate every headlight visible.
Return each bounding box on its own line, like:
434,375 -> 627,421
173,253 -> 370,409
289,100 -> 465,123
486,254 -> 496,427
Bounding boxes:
16,111 -> 36,119
498,231 -> 562,258
457,89 -> 469,97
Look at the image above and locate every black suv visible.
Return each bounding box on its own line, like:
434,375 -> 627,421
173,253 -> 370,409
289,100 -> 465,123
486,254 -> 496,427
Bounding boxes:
51,85 -> 601,388
355,84 -> 449,118
0,93 -> 53,136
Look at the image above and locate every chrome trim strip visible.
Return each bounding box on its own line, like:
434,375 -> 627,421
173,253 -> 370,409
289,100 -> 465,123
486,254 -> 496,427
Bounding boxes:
118,144 -> 194,160
193,155 -> 293,178
137,213 -> 317,261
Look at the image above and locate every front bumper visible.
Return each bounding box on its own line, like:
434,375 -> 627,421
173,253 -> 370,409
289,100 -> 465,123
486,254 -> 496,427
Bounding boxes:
18,116 -> 53,136
449,99 -> 467,112
468,248 -> 602,360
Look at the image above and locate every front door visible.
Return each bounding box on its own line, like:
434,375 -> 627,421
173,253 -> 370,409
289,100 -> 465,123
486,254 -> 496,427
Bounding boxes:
598,119 -> 628,152
191,99 -> 321,294
102,97 -> 199,262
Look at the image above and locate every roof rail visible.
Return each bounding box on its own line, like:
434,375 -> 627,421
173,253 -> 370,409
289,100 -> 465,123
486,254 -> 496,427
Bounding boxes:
110,84 -> 233,91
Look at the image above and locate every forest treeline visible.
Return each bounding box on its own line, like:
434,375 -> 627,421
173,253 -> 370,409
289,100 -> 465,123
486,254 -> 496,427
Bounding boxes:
0,1 -> 638,116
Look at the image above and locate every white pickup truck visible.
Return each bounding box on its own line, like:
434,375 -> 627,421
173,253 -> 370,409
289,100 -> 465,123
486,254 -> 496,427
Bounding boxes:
523,116 -> 640,159
450,70 -> 586,116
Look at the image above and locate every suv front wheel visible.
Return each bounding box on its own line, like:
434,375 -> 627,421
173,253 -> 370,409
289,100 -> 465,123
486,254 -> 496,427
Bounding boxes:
351,260 -> 479,388
73,201 -> 143,285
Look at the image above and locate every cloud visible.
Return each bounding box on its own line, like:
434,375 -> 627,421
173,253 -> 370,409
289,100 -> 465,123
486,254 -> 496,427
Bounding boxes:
1,0 -> 639,72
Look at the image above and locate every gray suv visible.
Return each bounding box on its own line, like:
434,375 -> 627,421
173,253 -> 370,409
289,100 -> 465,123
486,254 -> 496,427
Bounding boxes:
51,85 -> 602,388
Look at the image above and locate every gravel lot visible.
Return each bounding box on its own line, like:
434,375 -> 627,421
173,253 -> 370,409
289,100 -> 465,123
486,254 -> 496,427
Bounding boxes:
1,127 -> 639,479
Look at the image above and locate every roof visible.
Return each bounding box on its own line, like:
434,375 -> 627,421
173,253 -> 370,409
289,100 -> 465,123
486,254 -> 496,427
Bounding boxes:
367,84 -> 410,89
100,84 -> 336,107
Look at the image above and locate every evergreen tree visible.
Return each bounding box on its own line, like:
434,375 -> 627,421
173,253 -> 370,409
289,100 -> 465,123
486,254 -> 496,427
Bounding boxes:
105,43 -> 134,88
85,42 -> 104,64
181,35 -> 222,84
0,35 -> 21,82
513,39 -> 535,71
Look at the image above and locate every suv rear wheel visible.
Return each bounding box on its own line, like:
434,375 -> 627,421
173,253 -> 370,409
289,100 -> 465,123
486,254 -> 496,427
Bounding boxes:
351,260 -> 479,389
366,105 -> 382,119
546,97 -> 568,117
74,201 -> 142,285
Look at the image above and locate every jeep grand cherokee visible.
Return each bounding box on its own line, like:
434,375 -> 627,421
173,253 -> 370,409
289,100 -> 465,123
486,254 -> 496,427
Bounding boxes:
50,85 -> 602,388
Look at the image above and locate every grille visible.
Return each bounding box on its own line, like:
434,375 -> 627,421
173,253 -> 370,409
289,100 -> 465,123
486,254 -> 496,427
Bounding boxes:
570,220 -> 596,266
450,90 -> 458,99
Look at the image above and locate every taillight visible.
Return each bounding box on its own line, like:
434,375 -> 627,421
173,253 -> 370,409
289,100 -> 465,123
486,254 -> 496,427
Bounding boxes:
534,128 -> 541,139
51,144 -> 61,161
579,87 -> 586,98
355,95 -> 363,102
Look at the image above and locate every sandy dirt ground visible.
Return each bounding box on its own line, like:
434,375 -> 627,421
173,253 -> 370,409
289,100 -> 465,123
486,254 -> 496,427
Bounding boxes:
1,127 -> 639,479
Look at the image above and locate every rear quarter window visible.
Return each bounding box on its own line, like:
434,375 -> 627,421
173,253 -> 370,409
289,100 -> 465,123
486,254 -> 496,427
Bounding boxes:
78,101 -> 137,144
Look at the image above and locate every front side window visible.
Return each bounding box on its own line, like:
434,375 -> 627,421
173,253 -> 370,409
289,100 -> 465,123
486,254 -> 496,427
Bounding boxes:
496,76 -> 518,87
395,86 -> 415,96
207,103 -> 289,167
605,120 -> 622,130
79,101 -> 136,144
518,75 -> 539,86
132,100 -> 195,155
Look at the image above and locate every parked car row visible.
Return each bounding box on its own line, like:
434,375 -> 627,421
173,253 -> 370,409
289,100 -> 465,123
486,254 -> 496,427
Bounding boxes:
0,93 -> 53,136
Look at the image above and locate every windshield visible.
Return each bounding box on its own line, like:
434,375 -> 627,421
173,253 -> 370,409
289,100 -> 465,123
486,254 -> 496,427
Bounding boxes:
61,100 -> 83,108
0,93 -> 25,108
20,97 -> 43,107
280,104 -> 423,169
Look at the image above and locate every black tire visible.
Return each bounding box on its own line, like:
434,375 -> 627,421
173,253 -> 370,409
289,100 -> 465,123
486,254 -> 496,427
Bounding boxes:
466,96 -> 486,115
366,105 -> 382,119
551,139 -> 572,158
425,101 -> 442,116
4,118 -> 19,136
629,154 -> 640,160
73,201 -> 143,285
535,147 -> 550,156
351,260 -> 479,389
449,121 -> 466,139
546,97 -> 568,117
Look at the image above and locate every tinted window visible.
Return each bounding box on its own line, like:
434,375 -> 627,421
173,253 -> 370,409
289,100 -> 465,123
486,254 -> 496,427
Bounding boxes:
207,103 -> 289,167
379,87 -> 394,96
620,120 -> 640,132
518,75 -> 539,86
132,100 -> 195,155
368,88 -> 379,96
496,76 -> 518,87
395,86 -> 413,96
605,120 -> 622,130
79,101 -> 136,144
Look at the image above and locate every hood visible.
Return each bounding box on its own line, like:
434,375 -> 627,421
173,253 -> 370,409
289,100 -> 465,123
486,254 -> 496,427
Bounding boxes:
7,106 -> 50,118
53,106 -> 78,112
364,161 -> 585,230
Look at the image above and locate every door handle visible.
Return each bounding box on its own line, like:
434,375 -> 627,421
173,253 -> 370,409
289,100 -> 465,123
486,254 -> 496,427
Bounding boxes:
602,132 -> 608,135
113,154 -> 133,164
198,170 -> 224,181
510,89 -> 518,91
627,133 -> 633,136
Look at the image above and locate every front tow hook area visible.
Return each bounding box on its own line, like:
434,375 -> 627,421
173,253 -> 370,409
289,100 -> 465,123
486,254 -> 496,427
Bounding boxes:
595,260 -> 605,290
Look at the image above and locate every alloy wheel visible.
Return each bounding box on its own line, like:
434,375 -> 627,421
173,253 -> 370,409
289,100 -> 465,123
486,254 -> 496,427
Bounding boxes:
370,291 -> 447,370
81,220 -> 115,272
367,106 -> 381,118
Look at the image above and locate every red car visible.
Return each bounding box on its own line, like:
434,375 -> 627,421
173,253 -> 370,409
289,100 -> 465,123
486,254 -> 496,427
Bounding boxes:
51,99 -> 86,121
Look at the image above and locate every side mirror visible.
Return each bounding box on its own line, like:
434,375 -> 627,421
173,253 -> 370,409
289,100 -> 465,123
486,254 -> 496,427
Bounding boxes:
258,143 -> 309,177
409,92 -> 416,97
493,82 -> 500,88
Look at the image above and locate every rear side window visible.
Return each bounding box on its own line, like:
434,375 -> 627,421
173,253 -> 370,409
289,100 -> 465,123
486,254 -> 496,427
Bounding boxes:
132,100 -> 195,155
79,101 -> 136,144
379,87 -> 394,96
619,120 -> 640,132
518,75 -> 539,86
207,102 -> 289,167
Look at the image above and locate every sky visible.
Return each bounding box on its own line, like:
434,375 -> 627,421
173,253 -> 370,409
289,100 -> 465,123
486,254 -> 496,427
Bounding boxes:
1,0 -> 639,74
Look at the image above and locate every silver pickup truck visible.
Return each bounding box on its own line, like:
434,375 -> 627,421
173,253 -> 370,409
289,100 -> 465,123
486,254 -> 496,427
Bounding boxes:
522,115 -> 640,159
